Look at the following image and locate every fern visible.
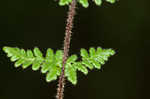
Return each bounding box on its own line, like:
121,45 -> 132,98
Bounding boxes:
3,46 -> 115,85
59,0 -> 116,8
3,0 -> 117,98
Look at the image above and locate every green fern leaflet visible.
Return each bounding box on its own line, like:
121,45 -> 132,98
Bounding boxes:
59,0 -> 116,8
3,46 -> 115,85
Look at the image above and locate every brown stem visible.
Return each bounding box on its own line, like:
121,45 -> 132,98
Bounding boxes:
56,0 -> 76,99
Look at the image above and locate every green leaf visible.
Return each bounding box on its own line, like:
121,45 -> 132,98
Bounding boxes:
67,55 -> 77,64
106,0 -> 116,4
32,59 -> 43,71
108,49 -> 115,55
34,47 -> 43,57
90,59 -> 101,69
10,56 -> 19,62
46,66 -> 58,82
74,62 -> 88,75
80,47 -> 115,70
27,50 -> 34,58
55,50 -> 63,67
22,60 -> 33,69
41,48 -> 54,73
3,46 -> 9,53
96,47 -> 102,54
14,59 -> 24,67
20,49 -> 26,56
78,0 -> 89,8
66,66 -> 77,85
46,48 -> 54,62
89,47 -> 96,57
59,0 -> 72,6
82,60 -> 93,69
41,62 -> 53,73
81,48 -> 89,58
56,67 -> 61,76
96,57 -> 105,64
94,0 -> 102,6
55,50 -> 63,60
3,47 -> 63,83
3,47 -> 20,57
96,49 -> 115,62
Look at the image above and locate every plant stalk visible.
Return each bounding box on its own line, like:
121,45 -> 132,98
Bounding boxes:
56,0 -> 76,99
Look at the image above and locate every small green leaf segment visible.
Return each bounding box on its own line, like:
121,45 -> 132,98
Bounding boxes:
59,0 -> 116,8
3,46 -> 115,85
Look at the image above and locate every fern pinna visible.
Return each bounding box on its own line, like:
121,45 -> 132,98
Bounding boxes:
59,0 -> 116,8
3,47 -> 115,85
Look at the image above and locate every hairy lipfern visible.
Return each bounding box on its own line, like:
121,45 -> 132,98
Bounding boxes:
3,46 -> 115,85
59,0 -> 116,8
3,0 -> 117,98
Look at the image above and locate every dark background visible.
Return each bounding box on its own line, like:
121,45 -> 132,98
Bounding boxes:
0,0 -> 149,99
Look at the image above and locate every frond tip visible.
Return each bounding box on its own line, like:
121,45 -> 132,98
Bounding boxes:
80,47 -> 115,70
3,46 -> 115,85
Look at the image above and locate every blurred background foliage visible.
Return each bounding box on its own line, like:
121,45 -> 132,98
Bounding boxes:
0,0 -> 150,99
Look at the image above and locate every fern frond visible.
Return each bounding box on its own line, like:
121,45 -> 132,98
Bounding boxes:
3,47 -> 43,69
3,46 -> 63,83
79,47 -> 115,70
58,0 -> 116,8
3,46 -> 115,85
64,47 -> 115,84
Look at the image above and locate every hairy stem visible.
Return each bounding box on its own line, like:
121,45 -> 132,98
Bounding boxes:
56,0 -> 76,99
